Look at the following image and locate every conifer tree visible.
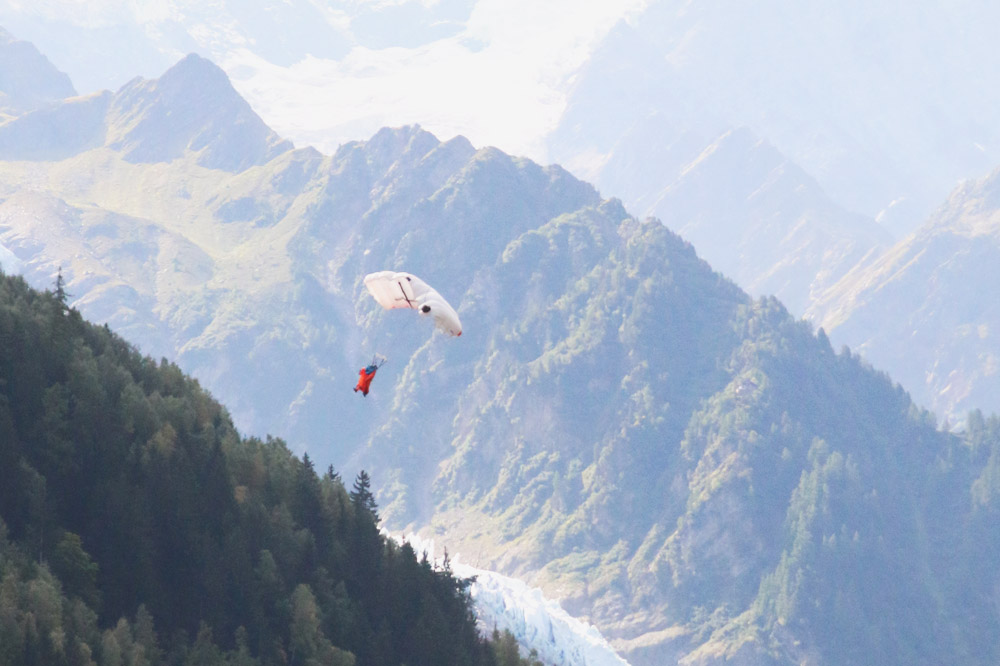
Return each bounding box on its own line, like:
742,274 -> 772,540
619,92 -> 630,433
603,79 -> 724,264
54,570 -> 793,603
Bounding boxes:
54,266 -> 70,312
349,470 -> 378,521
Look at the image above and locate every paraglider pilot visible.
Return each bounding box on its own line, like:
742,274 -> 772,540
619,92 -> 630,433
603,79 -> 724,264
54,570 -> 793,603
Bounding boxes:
353,355 -> 385,397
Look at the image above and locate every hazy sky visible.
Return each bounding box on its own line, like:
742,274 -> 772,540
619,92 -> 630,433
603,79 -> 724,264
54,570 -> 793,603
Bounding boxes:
0,0 -> 647,160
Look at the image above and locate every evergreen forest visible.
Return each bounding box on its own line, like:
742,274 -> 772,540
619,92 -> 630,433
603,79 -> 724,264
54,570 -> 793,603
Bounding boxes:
0,269 -> 538,666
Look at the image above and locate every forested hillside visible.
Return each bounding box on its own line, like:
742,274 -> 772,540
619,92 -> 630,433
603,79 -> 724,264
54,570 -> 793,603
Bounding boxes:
366,196 -> 1000,665
0,269 -> 534,666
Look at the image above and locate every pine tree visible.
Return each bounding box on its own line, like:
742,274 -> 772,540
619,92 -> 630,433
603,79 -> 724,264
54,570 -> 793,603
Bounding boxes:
54,266 -> 70,313
349,470 -> 378,521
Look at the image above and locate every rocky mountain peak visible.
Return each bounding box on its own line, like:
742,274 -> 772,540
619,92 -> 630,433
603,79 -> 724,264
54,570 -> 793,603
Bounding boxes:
0,26 -> 76,115
105,52 -> 292,171
926,165 -> 1000,236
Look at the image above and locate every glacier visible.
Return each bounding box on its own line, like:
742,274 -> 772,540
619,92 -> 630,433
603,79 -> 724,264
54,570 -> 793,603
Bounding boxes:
397,534 -> 630,666
0,242 -> 21,274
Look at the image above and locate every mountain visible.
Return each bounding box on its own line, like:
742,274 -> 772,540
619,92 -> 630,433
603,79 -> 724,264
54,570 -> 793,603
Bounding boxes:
0,1 -> 358,96
0,26 -> 75,117
7,2 -> 999,232
639,126 -> 891,315
0,53 -> 291,168
0,52 -> 602,456
3,49 -> 1000,666
104,53 -> 294,170
546,19 -> 893,318
809,165 -> 1000,423
382,205 -> 989,665
550,0 -> 1000,236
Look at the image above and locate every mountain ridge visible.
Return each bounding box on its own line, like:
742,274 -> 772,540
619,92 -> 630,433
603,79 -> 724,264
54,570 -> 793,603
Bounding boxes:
0,51 -> 291,170
654,126 -> 892,314
810,165 -> 1000,423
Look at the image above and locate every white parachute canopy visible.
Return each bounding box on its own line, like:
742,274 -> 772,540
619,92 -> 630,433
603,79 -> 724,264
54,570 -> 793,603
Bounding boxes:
363,270 -> 462,337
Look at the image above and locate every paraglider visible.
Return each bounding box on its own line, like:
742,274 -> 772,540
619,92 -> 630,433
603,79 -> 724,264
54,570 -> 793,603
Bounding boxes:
353,271 -> 460,397
363,270 -> 462,337
353,354 -> 386,397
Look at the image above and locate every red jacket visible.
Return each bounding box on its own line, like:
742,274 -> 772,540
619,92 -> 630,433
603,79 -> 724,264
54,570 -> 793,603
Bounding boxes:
354,367 -> 377,396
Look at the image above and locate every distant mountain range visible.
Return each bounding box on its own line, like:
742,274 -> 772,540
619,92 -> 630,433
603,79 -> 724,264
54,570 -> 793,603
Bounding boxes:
0,50 -> 610,462
6,1 -> 998,229
629,126 -> 892,316
810,166 -> 1000,425
540,1 -> 1000,423
550,1 -> 1000,235
0,52 -> 290,167
542,1 -> 1000,342
3,35 -> 1000,666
